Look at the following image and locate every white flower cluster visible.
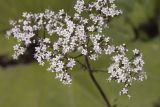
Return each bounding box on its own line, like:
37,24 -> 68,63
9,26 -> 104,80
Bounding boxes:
6,0 -> 146,96
12,44 -> 26,59
107,46 -> 146,97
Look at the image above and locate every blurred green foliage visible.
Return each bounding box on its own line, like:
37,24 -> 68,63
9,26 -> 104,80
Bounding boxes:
0,0 -> 160,107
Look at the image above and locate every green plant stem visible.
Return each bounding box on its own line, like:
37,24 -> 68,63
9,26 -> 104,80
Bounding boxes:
85,56 -> 111,107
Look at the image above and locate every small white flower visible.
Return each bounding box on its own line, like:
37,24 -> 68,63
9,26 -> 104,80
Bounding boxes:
104,45 -> 115,55
13,44 -> 26,59
67,58 -> 76,69
74,0 -> 85,14
133,49 -> 140,55
120,88 -> 128,95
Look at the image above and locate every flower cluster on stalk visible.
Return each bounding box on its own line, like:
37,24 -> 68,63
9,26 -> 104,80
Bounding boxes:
6,0 -> 146,97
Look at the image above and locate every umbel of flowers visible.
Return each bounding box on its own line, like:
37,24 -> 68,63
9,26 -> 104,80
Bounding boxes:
6,0 -> 146,100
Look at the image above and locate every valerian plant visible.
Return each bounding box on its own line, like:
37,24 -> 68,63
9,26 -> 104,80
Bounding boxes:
6,0 -> 146,107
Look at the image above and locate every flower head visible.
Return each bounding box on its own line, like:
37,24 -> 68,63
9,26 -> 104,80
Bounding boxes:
6,0 -> 146,97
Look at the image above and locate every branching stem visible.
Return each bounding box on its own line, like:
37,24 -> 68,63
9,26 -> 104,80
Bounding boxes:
85,55 -> 111,107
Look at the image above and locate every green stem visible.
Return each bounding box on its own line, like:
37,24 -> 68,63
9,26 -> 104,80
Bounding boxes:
85,56 -> 111,107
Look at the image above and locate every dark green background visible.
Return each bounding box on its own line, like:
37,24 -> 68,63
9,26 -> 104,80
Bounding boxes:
0,0 -> 160,107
